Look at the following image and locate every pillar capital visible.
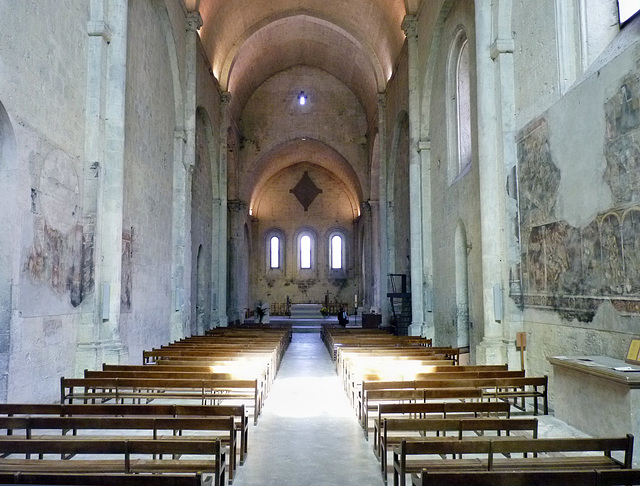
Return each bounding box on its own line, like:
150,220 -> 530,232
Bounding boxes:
186,12 -> 203,32
418,139 -> 431,152
220,91 -> 232,106
87,21 -> 112,42
402,15 -> 418,40
377,92 -> 387,109
228,199 -> 247,214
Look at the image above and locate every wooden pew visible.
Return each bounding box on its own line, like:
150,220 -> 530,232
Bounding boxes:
0,415 -> 238,482
0,403 -> 249,466
0,472 -> 206,485
412,469 -> 598,486
392,435 -> 634,486
362,387 -> 484,439
373,401 -> 511,459
0,438 -> 226,486
60,376 -> 262,425
411,468 -> 640,486
380,417 -> 537,479
360,376 -> 548,419
352,370 -> 524,411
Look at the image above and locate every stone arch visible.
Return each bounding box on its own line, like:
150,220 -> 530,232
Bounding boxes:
218,9 -> 386,94
152,0 -> 185,130
419,0 -> 458,140
196,107 -> 219,198
0,101 -> 17,401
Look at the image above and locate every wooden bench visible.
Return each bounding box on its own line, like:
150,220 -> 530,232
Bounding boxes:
393,435 -> 634,486
411,469 -> 640,486
0,438 -> 226,486
0,472 -> 207,485
353,370 -> 524,411
0,402 -> 249,468
361,376 -> 548,420
0,415 -> 238,482
379,417 -> 537,479
373,401 -> 511,460
362,387 -> 484,436
60,376 -> 262,425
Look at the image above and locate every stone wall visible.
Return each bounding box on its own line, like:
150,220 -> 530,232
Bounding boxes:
119,0 -> 177,356
0,1 -> 88,401
196,39 -> 224,327
251,163 -> 356,307
426,0 -> 483,351
240,66 -> 366,309
513,7 -> 640,388
381,41 -> 409,326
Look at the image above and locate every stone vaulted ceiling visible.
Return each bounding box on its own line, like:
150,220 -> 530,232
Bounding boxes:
191,0 -> 409,122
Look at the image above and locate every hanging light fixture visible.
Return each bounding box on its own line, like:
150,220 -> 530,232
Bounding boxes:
298,91 -> 307,106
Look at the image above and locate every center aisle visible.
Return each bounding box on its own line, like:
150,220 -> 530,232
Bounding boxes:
232,331 -> 384,486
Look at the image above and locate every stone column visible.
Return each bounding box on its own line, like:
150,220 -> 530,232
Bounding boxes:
168,11 -> 201,340
370,200 -> 381,313
213,93 -> 231,327
360,201 -> 374,311
77,0 -> 128,373
377,94 -> 390,327
474,0 -> 508,364
418,139 -> 435,339
491,2 -> 524,369
402,15 -> 425,336
227,200 -> 247,324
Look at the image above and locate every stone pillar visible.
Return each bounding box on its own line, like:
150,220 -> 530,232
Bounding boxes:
214,93 -> 231,327
402,15 -> 425,336
491,3 -> 523,369
370,200 -> 381,313
418,139 -> 435,339
77,0 -> 128,373
474,0 -> 508,364
377,94 -> 390,327
169,11 -> 201,340
227,200 -> 247,324
360,201 -> 374,312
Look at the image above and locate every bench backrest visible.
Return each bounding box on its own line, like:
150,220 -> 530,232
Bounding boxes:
415,470 -> 599,486
398,434 -> 634,469
0,472 -> 204,485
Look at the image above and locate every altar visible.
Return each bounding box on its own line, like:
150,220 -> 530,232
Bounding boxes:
548,354 -> 640,465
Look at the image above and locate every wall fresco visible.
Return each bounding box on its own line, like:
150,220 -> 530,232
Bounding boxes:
517,118 -> 561,228
516,99 -> 640,320
605,77 -> 640,205
520,210 -> 640,321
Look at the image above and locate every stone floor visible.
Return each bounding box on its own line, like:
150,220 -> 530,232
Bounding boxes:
230,332 -> 597,486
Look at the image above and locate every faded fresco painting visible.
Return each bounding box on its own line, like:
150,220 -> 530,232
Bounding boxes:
516,88 -> 640,320
605,77 -> 640,205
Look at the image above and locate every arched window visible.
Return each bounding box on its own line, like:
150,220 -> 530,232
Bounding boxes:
456,39 -> 471,172
265,229 -> 285,272
295,228 -> 316,272
330,234 -> 342,269
619,0 -> 640,25
447,28 -> 472,183
300,235 -> 311,269
270,236 -> 280,269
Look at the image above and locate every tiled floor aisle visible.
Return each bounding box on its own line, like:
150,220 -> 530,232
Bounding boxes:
232,332 -> 384,486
